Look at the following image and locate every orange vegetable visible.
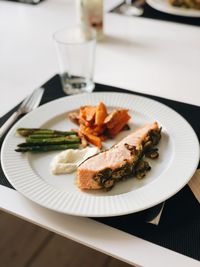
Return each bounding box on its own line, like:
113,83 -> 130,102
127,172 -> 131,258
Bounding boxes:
105,109 -> 131,137
79,106 -> 96,125
83,132 -> 102,148
69,102 -> 131,148
79,124 -> 105,136
95,102 -> 108,126
99,135 -> 108,141
91,125 -> 106,136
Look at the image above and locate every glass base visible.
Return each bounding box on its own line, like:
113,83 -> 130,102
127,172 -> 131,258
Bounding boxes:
61,74 -> 94,95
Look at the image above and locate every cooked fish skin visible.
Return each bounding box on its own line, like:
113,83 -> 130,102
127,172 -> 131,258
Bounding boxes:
77,122 -> 161,190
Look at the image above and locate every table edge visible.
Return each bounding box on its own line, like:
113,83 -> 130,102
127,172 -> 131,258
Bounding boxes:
0,185 -> 199,267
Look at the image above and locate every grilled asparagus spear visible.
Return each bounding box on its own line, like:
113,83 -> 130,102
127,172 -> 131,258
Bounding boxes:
23,136 -> 80,146
17,128 -> 77,137
25,134 -> 77,139
15,128 -> 81,152
15,143 -> 79,152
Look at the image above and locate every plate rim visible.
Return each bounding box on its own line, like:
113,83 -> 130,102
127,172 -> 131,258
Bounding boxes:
1,92 -> 200,217
146,0 -> 200,17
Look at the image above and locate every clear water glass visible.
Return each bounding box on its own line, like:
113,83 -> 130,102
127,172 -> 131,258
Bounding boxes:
53,25 -> 96,94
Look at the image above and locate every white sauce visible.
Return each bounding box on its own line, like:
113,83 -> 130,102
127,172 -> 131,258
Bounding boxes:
50,147 -> 99,174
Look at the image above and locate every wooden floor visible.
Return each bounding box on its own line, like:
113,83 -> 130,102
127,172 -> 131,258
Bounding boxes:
0,211 -> 133,267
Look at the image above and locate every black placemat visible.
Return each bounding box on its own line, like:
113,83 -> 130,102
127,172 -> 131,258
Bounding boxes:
110,1 -> 200,27
0,75 -> 200,261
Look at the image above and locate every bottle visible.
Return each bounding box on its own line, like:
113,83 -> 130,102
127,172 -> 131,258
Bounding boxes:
76,0 -> 104,41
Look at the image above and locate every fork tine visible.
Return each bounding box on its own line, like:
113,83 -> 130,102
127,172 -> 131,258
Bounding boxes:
20,93 -> 32,109
31,87 -> 45,109
26,88 -> 44,111
20,87 -> 44,112
0,87 -> 44,138
20,88 -> 39,109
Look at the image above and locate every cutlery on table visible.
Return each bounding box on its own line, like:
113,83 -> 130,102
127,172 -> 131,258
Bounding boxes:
0,87 -> 44,139
146,169 -> 200,225
146,202 -> 165,225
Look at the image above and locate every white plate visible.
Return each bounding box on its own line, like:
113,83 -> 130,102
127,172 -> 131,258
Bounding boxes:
1,92 -> 199,217
147,0 -> 200,17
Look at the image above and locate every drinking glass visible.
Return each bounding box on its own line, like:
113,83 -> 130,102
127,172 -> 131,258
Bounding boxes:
53,25 -> 96,94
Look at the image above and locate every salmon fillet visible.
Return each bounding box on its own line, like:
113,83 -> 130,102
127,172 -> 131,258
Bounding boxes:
77,122 -> 161,190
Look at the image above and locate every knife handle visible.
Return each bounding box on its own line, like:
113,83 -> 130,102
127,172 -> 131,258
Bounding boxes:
0,111 -> 20,139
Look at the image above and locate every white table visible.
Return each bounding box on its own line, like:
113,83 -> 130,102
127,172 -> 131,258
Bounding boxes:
0,0 -> 200,266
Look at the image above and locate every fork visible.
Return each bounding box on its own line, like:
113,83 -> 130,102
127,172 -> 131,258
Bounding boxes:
0,87 -> 44,139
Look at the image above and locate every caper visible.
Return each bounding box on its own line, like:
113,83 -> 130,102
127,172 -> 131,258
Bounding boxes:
145,148 -> 159,159
103,179 -> 114,188
143,140 -> 152,149
136,171 -> 146,179
149,151 -> 159,159
100,168 -> 112,178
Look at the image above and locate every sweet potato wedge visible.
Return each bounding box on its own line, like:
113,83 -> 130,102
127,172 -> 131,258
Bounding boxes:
105,109 -> 131,137
83,132 -> 102,148
79,124 -> 105,136
91,125 -> 106,136
95,102 -> 108,126
79,106 -> 96,126
69,102 -> 131,148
